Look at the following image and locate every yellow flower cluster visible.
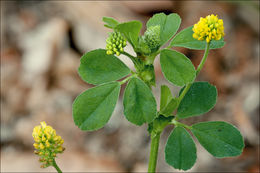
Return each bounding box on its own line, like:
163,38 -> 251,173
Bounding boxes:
32,121 -> 65,168
192,14 -> 224,43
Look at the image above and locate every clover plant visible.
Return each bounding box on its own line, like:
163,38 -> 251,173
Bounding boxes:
69,13 -> 244,172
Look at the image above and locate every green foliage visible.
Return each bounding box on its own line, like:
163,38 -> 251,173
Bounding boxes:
191,121 -> 244,158
170,26 -> 225,50
72,12 -> 244,173
165,126 -> 197,170
177,82 -> 217,119
147,13 -> 181,46
78,49 -> 130,85
160,49 -> 196,86
72,82 -> 120,131
123,77 -> 157,125
161,98 -> 179,117
115,21 -> 142,48
160,85 -> 172,111
159,85 -> 179,116
103,17 -> 119,29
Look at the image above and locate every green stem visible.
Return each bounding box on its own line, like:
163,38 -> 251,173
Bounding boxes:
172,119 -> 191,130
52,159 -> 62,173
178,83 -> 192,104
148,132 -> 161,173
196,42 -> 210,76
177,42 -> 211,105
147,42 -> 210,173
166,45 -> 172,49
147,49 -> 161,64
119,75 -> 135,85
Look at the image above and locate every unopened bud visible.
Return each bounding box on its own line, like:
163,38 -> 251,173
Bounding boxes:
105,32 -> 127,56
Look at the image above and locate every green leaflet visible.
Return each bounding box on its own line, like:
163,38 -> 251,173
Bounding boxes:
147,13 -> 181,46
170,26 -> 225,50
72,82 -> 120,131
123,77 -> 157,125
191,121 -> 244,158
161,98 -> 178,117
160,49 -> 196,87
78,49 -> 130,85
165,126 -> 197,170
160,85 -> 172,111
115,21 -> 142,48
159,85 -> 178,117
177,82 -> 217,119
103,17 -> 119,29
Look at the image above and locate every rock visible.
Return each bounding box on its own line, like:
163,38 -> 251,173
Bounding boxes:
237,2 -> 259,34
122,1 -> 175,14
1,124 -> 15,143
20,18 -> 69,85
1,150 -> 124,172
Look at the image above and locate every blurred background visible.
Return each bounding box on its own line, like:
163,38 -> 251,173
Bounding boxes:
1,1 -> 259,172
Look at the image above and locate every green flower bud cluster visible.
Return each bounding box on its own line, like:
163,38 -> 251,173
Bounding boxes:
137,25 -> 161,55
143,25 -> 161,51
106,32 -> 127,56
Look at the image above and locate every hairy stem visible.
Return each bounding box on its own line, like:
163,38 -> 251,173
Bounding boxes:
52,159 -> 62,173
148,132 -> 161,173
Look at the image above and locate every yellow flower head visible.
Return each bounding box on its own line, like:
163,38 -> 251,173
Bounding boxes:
192,14 -> 224,43
32,121 -> 65,168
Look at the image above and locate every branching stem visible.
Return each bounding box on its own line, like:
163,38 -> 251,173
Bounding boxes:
147,42 -> 210,173
171,119 -> 192,129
